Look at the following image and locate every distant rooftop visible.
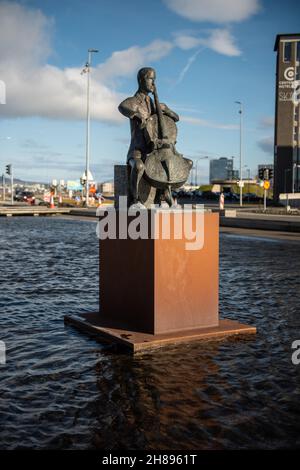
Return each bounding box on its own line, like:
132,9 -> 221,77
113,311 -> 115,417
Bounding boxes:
274,33 -> 300,51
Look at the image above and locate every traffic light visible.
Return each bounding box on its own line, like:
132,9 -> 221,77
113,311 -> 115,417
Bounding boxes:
258,168 -> 264,180
258,167 -> 273,180
80,177 -> 86,186
6,164 -> 11,175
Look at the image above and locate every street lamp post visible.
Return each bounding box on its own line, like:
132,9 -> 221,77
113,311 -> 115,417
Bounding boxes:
190,156 -> 209,186
196,156 -> 209,186
235,101 -> 243,206
83,48 -> 98,207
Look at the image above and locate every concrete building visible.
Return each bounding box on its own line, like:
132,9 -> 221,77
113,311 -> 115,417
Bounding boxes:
274,34 -> 300,199
100,181 -> 114,194
209,157 -> 237,183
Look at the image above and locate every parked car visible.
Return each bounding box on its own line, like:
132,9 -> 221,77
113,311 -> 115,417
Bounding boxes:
14,191 -> 34,202
201,191 -> 219,200
224,192 -> 239,201
192,190 -> 203,198
176,190 -> 186,198
243,193 -> 262,202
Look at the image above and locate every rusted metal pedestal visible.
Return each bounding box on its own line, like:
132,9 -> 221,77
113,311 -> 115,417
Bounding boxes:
65,209 -> 256,352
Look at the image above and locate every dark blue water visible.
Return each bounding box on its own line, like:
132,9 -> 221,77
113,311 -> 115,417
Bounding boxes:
0,216 -> 300,449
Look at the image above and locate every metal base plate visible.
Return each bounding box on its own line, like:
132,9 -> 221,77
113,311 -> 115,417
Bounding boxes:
64,312 -> 256,353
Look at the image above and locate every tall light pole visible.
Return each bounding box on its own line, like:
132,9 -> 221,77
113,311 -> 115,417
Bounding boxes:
235,101 -> 243,206
190,156 -> 209,186
197,156 -> 209,185
83,48 -> 98,207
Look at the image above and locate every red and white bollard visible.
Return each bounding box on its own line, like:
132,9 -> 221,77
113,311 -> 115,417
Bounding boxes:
50,194 -> 55,209
219,192 -> 224,210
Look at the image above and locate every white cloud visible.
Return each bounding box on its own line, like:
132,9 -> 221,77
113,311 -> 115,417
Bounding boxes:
0,2 -> 175,122
181,115 -> 238,130
95,40 -> 174,83
175,29 -> 241,56
164,0 -> 261,24
0,2 -> 124,123
174,29 -> 240,84
0,1 -> 53,67
204,29 -> 241,56
3,63 -> 122,121
0,2 -> 242,122
174,34 -> 202,50
258,136 -> 274,154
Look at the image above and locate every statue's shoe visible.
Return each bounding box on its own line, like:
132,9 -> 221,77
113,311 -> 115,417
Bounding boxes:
160,201 -> 170,208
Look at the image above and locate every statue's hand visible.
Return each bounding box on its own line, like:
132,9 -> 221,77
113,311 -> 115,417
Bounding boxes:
160,103 -> 179,122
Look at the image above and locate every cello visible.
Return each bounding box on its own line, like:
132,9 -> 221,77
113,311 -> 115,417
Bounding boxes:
143,85 -> 192,204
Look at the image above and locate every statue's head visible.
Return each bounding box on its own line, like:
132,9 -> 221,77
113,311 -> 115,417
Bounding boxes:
137,67 -> 156,93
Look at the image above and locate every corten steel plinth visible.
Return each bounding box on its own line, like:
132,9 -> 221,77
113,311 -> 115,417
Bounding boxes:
100,210 -> 218,334
64,209 -> 256,352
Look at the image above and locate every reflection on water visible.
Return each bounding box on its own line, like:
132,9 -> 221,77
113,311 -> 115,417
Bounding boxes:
0,217 -> 300,449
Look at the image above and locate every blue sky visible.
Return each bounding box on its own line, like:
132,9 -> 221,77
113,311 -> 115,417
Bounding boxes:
0,0 -> 299,183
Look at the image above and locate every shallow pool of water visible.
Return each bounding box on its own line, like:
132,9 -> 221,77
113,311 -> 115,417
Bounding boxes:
0,217 -> 300,449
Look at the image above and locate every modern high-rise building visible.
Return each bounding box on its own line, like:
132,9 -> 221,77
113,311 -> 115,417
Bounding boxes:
274,34 -> 300,198
209,157 -> 238,183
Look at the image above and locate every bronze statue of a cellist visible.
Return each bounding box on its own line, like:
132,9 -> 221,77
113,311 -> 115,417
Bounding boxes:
118,67 -> 193,207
